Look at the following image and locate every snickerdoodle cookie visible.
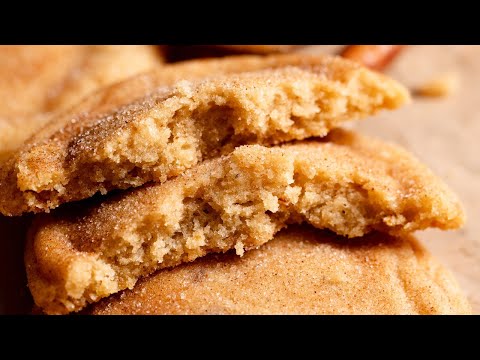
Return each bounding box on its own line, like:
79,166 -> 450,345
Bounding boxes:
0,54 -> 408,215
25,129 -> 463,314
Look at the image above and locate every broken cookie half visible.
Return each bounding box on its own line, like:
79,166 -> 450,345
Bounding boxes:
85,225 -> 471,315
26,130 -> 464,314
0,54 -> 409,216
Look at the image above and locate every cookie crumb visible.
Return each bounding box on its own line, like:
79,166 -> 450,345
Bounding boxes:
235,242 -> 245,257
415,72 -> 459,98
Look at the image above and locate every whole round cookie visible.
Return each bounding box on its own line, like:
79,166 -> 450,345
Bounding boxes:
86,225 -> 471,315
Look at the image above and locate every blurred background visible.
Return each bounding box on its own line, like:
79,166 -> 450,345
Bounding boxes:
1,45 -> 478,314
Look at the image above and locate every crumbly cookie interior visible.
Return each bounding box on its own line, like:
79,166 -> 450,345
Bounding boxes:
1,60 -> 409,215
27,130 -> 464,314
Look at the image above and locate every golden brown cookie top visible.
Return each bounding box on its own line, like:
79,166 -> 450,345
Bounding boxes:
0,46 -> 79,118
25,130 -> 463,315
0,54 -> 409,215
0,45 -> 163,118
85,225 -> 471,315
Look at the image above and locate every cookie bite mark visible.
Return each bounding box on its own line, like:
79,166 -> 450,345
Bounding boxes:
26,130 -> 464,314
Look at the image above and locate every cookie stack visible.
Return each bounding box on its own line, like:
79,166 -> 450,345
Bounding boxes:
0,50 -> 470,314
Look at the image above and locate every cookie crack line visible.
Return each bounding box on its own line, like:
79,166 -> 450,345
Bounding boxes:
0,54 -> 409,216
25,129 -> 464,314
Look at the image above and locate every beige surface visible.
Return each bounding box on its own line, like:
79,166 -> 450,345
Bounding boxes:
350,45 -> 480,313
